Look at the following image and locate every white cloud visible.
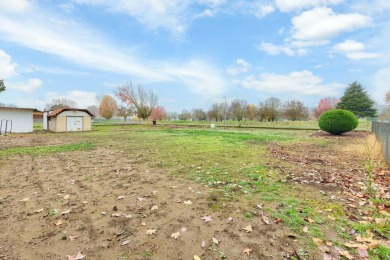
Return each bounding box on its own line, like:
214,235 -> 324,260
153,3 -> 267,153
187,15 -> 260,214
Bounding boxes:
44,90 -> 99,108
333,40 -> 381,60
238,70 -> 342,96
72,0 -> 227,37
0,0 -> 31,13
226,59 -> 251,75
333,40 -> 365,52
258,42 -> 307,56
0,5 -> 227,97
292,7 -> 371,41
352,0 -> 390,14
373,67 -> 390,104
8,78 -> 42,93
275,0 -> 344,12
0,50 -> 18,78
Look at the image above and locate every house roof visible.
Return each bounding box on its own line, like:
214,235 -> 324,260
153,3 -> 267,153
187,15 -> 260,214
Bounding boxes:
48,108 -> 94,117
0,106 -> 35,111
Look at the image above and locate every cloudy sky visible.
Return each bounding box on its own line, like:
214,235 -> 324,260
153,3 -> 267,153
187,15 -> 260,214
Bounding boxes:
0,0 -> 389,112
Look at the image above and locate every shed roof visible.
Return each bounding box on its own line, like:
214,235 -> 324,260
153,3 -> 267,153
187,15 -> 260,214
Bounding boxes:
48,108 -> 94,117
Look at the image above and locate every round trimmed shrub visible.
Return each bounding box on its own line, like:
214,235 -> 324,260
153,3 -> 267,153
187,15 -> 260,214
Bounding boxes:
319,109 -> 358,135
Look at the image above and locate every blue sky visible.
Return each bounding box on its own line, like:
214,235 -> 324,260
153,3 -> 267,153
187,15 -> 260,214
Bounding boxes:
0,0 -> 389,112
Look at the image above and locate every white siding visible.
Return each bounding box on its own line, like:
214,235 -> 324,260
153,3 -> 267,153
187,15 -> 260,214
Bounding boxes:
0,109 -> 33,133
60,111 -> 90,117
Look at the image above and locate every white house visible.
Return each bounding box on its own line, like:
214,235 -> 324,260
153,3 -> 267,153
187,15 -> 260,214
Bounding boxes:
0,107 -> 34,134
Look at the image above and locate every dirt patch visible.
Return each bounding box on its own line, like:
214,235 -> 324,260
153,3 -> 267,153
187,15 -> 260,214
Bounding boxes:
0,134 -> 304,260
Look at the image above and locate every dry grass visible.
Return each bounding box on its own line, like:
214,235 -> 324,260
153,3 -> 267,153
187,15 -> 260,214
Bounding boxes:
342,134 -> 383,162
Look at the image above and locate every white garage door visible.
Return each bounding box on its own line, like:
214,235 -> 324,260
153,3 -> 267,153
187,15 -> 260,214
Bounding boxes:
67,117 -> 83,131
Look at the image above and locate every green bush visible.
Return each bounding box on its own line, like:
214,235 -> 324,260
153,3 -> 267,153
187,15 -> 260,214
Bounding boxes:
318,109 -> 358,135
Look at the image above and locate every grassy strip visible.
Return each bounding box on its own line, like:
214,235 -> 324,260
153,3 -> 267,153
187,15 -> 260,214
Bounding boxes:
0,142 -> 93,157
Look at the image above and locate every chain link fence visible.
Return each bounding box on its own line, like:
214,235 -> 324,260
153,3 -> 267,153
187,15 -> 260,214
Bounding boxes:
372,120 -> 390,165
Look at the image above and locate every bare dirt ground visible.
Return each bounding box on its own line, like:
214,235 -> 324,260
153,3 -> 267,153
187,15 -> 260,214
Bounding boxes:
0,134 -> 301,260
1,131 -> 389,260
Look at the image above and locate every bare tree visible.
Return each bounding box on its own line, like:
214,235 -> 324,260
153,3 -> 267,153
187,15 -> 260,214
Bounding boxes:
114,82 -> 158,120
208,102 -> 224,122
0,79 -> 5,93
246,104 -> 257,121
87,105 -> 99,117
99,95 -> 117,119
230,99 -> 247,121
264,97 -> 281,121
283,100 -> 309,121
179,110 -> 192,120
192,108 -> 207,121
45,98 -> 77,110
117,105 -> 133,121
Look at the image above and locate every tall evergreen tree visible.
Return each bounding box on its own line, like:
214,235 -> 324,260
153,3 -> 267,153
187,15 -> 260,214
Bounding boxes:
336,81 -> 377,118
0,79 -> 5,93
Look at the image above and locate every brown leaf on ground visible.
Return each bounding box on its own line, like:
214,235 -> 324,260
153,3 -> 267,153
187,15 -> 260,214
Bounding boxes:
171,232 -> 180,239
304,217 -> 315,223
146,229 -> 156,235
312,238 -> 323,246
242,225 -> 252,233
262,215 -> 270,225
302,226 -> 309,233
243,248 -> 252,256
67,252 -> 85,260
69,235 -> 78,241
357,247 -> 369,258
335,247 -> 353,260
212,237 -> 219,245
55,219 -> 63,226
194,255 -> 201,260
323,253 -> 332,260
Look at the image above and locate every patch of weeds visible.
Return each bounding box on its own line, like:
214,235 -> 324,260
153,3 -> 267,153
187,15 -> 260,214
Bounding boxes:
118,254 -> 130,260
244,211 -> 253,220
48,209 -> 57,216
369,245 -> 390,260
351,221 -> 390,238
141,250 -> 152,257
0,142 -> 94,157
219,251 -> 226,259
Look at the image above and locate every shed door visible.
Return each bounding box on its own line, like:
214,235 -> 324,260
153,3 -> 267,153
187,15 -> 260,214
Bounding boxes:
67,117 -> 83,131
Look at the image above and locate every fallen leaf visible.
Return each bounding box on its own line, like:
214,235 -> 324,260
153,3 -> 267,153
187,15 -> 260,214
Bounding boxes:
67,252 -> 85,260
64,195 -> 70,200
194,255 -> 201,260
323,253 -> 332,260
242,225 -> 252,233
201,216 -> 212,222
101,211 -> 107,215
151,205 -> 158,211
274,218 -> 284,224
302,226 -> 309,233
19,197 -> 30,202
121,240 -> 131,246
137,197 -> 145,201
146,229 -> 156,235
357,248 -> 369,258
262,215 -> 270,225
304,217 -> 315,223
111,213 -> 121,217
212,237 -> 219,245
141,222 -> 146,226
181,227 -> 187,232
327,215 -> 336,221
34,208 -> 44,213
61,209 -> 71,215
227,217 -> 233,222
335,247 -> 353,260
171,232 -> 180,239
69,235 -> 78,241
312,238 -> 323,246
325,241 -> 333,247
184,200 -> 193,205
55,219 -> 64,226
243,248 -> 252,255
117,195 -> 125,200
201,241 -> 206,248
257,204 -> 263,209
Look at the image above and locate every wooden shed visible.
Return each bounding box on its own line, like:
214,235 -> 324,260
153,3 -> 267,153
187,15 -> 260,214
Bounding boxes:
0,107 -> 34,134
45,108 -> 93,132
